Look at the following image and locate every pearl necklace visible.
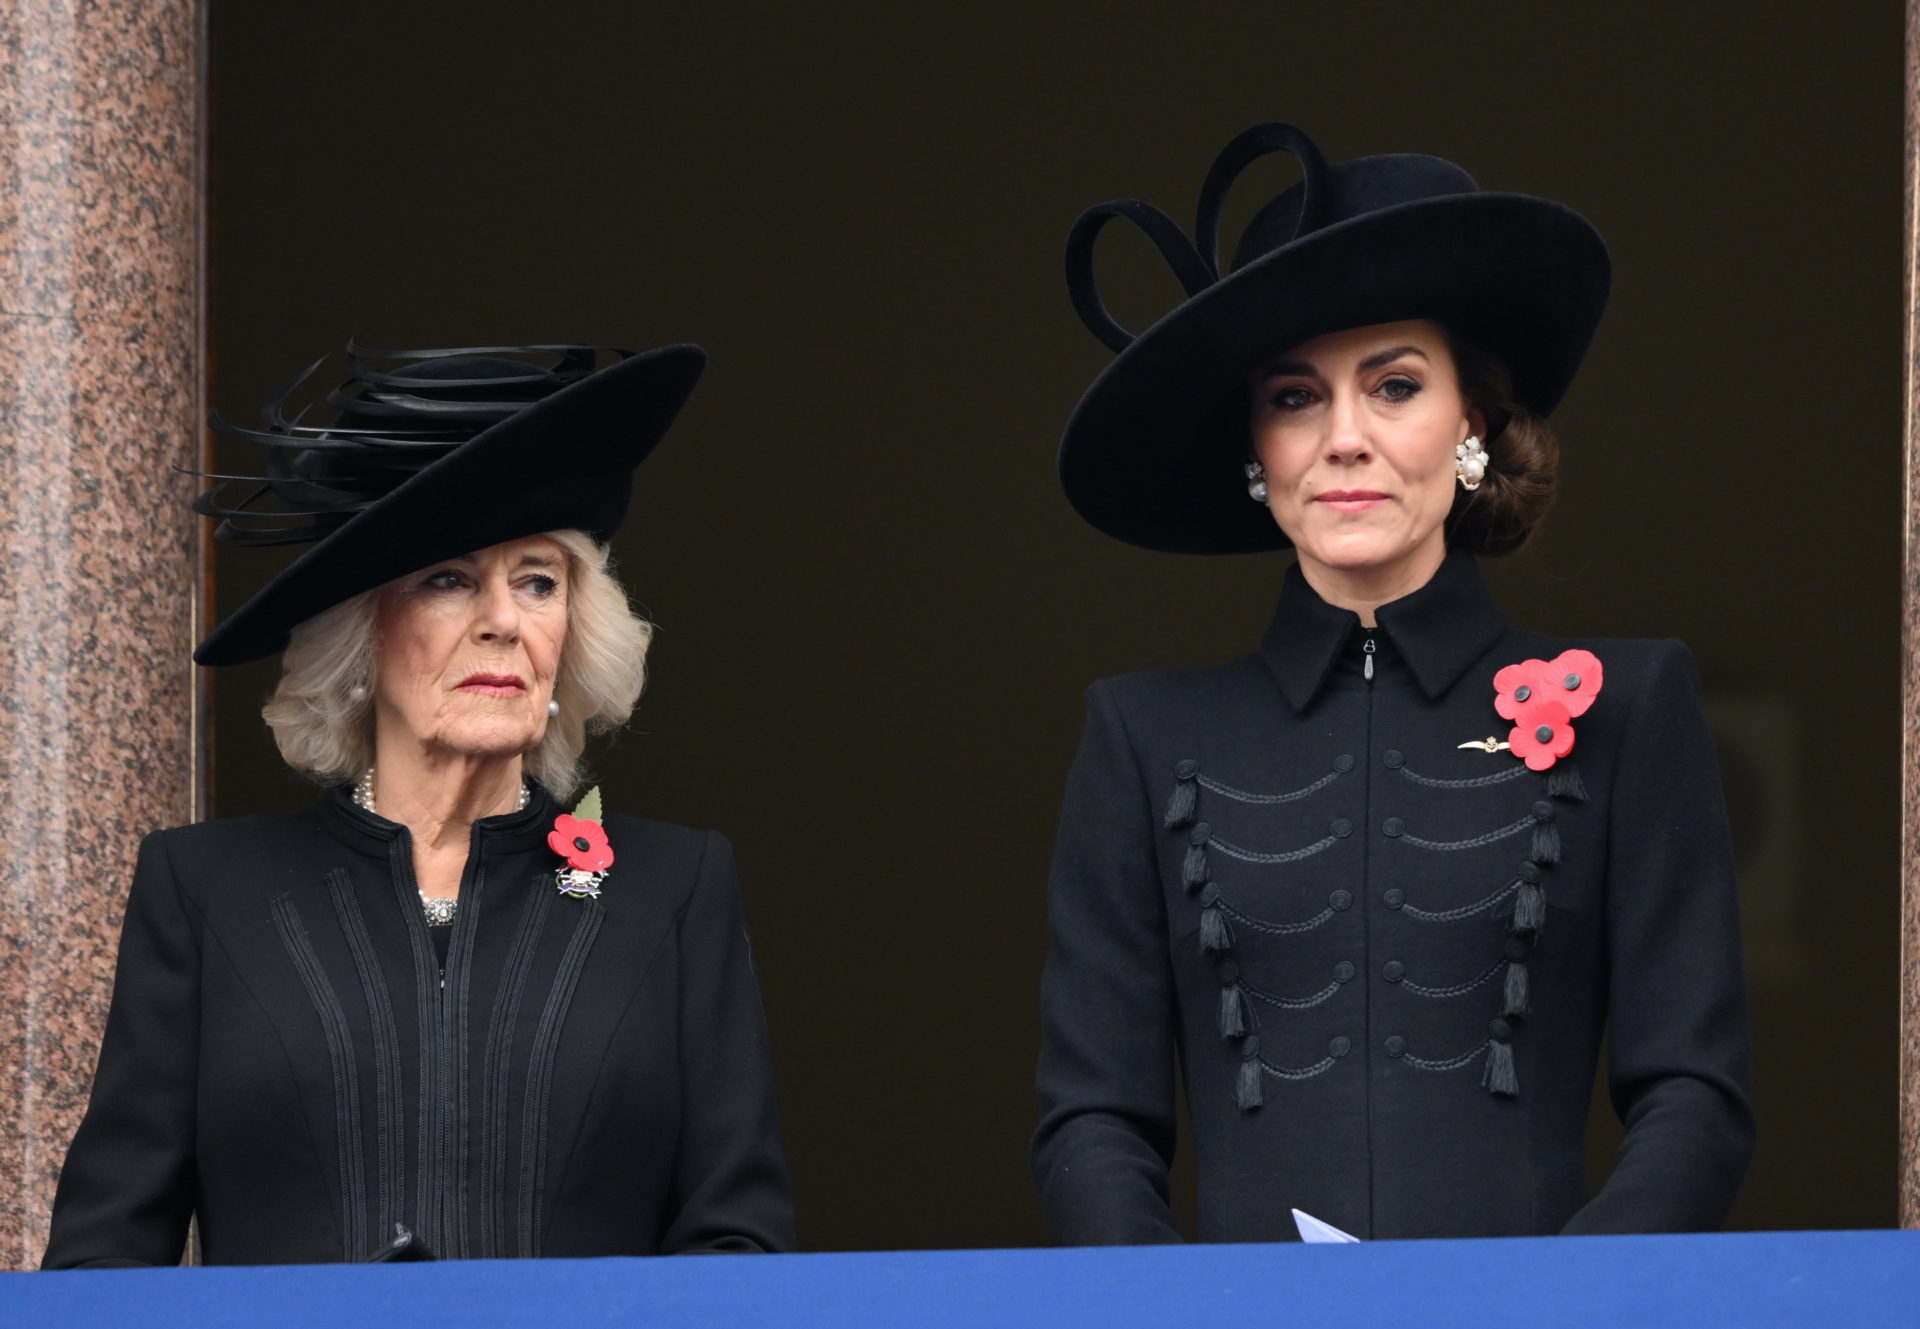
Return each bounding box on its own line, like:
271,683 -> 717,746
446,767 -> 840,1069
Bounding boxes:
352,767 -> 529,926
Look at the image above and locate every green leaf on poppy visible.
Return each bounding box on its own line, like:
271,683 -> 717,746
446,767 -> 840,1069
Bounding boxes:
571,785 -> 603,825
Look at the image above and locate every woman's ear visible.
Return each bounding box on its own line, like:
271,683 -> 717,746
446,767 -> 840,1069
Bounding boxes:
1467,403 -> 1489,443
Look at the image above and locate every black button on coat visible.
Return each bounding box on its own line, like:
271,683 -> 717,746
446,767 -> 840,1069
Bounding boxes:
1031,552 -> 1754,1243
44,786 -> 793,1266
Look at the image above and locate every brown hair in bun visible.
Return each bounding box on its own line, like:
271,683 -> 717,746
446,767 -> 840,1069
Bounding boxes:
1443,328 -> 1560,557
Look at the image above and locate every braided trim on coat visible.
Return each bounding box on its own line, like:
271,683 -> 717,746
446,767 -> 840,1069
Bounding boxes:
1398,764 -> 1531,790
1400,959 -> 1507,999
479,883 -> 553,1259
326,870 -> 404,1254
1240,977 -> 1342,1011
271,894 -> 369,1261
1401,880 -> 1519,922
1260,1054 -> 1338,1081
1401,814 -> 1535,852
518,899 -> 605,1257
1197,769 -> 1341,804
1403,1039 -> 1491,1072
1209,832 -> 1339,864
1218,899 -> 1336,936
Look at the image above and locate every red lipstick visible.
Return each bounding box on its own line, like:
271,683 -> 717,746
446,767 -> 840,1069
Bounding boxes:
456,672 -> 526,699
1315,489 -> 1389,513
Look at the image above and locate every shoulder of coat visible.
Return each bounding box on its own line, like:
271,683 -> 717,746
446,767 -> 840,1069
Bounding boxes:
161,807 -> 326,854
1493,629 -> 1691,675
1095,653 -> 1274,711
596,811 -> 723,867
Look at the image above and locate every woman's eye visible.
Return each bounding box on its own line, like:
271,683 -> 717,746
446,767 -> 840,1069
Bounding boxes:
1272,386 -> 1315,409
523,576 -> 558,596
1378,376 -> 1421,402
424,571 -> 463,590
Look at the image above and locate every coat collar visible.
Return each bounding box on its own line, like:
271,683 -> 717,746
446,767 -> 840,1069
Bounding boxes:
1259,548 -> 1509,711
317,780 -> 566,858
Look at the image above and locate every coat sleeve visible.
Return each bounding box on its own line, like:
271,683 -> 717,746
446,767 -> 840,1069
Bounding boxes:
1560,642 -> 1756,1233
1030,681 -> 1183,1244
658,831 -> 796,1253
42,830 -> 201,1269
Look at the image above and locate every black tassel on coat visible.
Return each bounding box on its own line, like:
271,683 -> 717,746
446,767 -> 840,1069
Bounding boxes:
1503,961 -> 1531,1017
1547,761 -> 1587,802
1513,879 -> 1546,935
1164,760 -> 1199,829
1199,900 -> 1233,954
1237,1040 -> 1263,1111
1218,984 -> 1246,1039
1483,1037 -> 1519,1098
1530,820 -> 1561,866
1182,823 -> 1210,893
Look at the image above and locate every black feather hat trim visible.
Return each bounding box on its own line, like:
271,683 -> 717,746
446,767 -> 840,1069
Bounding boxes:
198,342 -> 620,547
193,341 -> 704,666
1058,123 -> 1610,554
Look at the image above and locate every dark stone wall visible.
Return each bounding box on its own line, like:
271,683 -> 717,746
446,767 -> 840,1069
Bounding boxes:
209,1 -> 1901,1246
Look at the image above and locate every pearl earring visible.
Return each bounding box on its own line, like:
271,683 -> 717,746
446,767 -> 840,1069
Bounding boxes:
1244,460 -> 1269,503
348,683 -> 368,703
548,699 -> 560,717
1455,436 -> 1490,491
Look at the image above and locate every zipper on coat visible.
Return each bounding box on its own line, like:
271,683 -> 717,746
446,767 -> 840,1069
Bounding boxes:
436,825 -> 487,1257
1360,626 -> 1377,1235
390,821 -> 487,1258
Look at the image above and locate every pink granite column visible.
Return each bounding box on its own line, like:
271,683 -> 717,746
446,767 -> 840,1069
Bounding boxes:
0,0 -> 203,1268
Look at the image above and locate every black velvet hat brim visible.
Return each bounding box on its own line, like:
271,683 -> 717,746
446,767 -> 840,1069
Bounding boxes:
1058,192 -> 1610,555
195,344 -> 705,666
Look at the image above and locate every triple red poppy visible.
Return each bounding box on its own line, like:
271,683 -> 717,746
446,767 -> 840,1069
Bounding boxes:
1493,649 -> 1604,771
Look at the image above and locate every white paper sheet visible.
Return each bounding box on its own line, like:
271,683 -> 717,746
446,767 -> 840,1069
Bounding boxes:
1291,1208 -> 1361,1243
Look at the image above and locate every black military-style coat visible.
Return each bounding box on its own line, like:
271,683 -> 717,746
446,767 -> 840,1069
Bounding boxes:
43,785 -> 793,1267
1031,551 -> 1755,1243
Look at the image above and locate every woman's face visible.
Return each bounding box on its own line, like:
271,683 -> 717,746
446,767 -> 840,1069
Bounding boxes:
373,534 -> 569,761
1250,319 -> 1481,579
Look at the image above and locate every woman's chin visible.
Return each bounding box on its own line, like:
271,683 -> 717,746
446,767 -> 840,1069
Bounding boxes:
1296,533 -> 1417,575
404,722 -> 541,762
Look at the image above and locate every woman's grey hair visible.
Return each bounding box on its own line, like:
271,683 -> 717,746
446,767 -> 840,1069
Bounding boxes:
261,529 -> 651,802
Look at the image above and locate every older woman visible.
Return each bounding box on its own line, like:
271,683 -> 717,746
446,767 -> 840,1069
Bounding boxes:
1032,126 -> 1754,1243
44,344 -> 792,1265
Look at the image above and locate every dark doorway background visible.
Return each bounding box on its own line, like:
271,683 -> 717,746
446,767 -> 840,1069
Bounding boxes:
207,3 -> 1901,1246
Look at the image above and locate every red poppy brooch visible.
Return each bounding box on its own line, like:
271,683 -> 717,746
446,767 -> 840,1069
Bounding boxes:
549,785 -> 612,899
1459,649 -> 1604,771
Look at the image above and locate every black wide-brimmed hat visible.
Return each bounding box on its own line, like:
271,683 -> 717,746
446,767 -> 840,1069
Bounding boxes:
193,341 -> 704,666
1059,123 -> 1611,554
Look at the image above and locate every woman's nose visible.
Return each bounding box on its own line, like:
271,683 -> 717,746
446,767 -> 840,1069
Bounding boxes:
473,578 -> 520,640
1323,392 -> 1370,462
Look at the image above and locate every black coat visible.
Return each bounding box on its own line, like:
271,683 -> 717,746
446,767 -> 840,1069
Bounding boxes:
1031,551 -> 1754,1243
44,786 -> 793,1266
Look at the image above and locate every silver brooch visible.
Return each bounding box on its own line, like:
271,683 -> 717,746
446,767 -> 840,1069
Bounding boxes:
556,868 -> 606,900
